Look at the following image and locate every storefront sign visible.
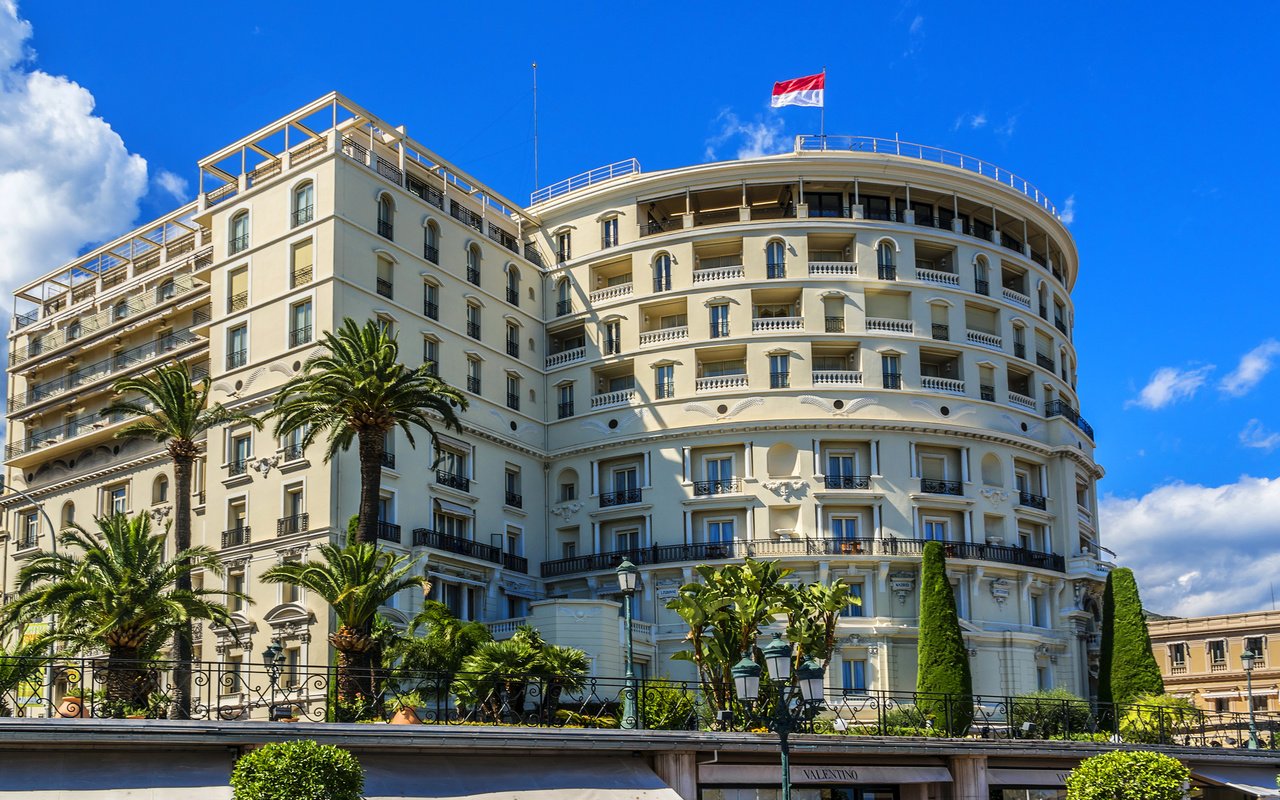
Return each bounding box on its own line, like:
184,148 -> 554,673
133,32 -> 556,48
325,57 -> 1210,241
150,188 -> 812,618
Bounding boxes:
699,764 -> 952,785
656,578 -> 681,601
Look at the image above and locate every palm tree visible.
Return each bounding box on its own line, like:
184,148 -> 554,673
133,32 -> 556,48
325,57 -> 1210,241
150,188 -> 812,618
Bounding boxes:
388,600 -> 491,699
0,514 -> 239,712
452,629 -> 589,724
103,362 -> 261,718
268,318 -> 466,545
260,542 -> 424,713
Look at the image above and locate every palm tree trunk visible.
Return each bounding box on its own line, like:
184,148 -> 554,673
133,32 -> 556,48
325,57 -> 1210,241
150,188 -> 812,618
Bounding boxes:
356,430 -> 385,545
106,644 -> 147,713
170,455 -> 194,719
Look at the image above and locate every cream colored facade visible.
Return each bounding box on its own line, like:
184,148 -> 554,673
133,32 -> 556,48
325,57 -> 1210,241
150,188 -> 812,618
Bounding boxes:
2,92 -> 1108,699
1148,611 -> 1280,713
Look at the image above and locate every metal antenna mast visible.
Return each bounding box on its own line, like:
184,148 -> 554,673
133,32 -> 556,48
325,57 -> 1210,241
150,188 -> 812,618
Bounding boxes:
532,62 -> 540,192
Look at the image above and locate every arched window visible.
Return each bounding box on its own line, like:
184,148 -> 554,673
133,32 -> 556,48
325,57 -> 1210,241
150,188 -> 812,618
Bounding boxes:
60,501 -> 75,529
229,211 -> 249,254
653,253 -> 672,292
766,241 -> 786,279
974,256 -> 989,296
506,265 -> 520,305
424,221 -> 440,263
466,244 -> 481,286
377,195 -> 394,240
156,278 -> 175,303
153,475 -> 169,504
876,241 -> 896,280
555,278 -> 571,315
292,182 -> 315,227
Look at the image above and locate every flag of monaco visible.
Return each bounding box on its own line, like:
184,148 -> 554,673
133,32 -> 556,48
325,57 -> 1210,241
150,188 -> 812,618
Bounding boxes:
771,72 -> 825,108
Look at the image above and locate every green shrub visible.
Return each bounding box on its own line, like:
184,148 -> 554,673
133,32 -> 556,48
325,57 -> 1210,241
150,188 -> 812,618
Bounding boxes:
636,680 -> 701,731
1011,688 -> 1094,738
915,541 -> 973,735
1066,751 -> 1188,800
231,740 -> 363,800
1099,568 -> 1163,706
1119,693 -> 1201,744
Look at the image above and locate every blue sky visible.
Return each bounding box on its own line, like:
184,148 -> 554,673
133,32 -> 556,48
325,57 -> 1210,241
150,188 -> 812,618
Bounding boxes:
2,0 -> 1280,615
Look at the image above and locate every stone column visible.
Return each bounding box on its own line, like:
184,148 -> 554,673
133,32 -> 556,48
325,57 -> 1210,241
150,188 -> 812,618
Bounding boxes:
653,751 -> 697,800
949,755 -> 989,800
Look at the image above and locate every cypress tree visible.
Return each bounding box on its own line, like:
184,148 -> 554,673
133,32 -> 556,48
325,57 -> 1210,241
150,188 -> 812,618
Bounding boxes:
1098,567 -> 1163,707
915,541 -> 973,735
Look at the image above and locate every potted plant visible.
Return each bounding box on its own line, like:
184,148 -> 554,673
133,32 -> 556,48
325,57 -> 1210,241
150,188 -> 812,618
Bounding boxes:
388,690 -> 424,725
56,693 -> 86,718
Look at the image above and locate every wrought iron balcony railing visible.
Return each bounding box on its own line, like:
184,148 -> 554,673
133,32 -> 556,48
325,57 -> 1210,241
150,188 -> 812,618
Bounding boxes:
824,475 -> 871,490
412,528 -> 499,565
599,488 -> 642,507
693,478 -> 740,496
436,470 -> 471,493
921,478 -> 963,496
277,513 -> 309,536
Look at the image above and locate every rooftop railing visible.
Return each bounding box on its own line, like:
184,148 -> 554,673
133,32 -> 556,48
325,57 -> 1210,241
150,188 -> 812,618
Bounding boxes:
530,158 -> 641,205
795,135 -> 1060,218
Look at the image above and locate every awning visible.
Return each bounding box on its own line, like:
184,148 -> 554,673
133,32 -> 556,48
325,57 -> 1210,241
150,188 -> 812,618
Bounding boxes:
988,769 -> 1073,786
434,498 -> 475,517
361,754 -> 682,799
700,764 -> 952,785
1192,766 -> 1280,798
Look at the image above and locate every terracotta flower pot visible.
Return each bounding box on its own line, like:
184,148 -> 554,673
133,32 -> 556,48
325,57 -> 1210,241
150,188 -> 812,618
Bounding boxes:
390,706 -> 421,725
56,697 -> 86,718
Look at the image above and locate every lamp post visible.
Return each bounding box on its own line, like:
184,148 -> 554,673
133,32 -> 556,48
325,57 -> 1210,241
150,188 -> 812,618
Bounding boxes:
616,558 -> 639,729
731,633 -> 826,800
1242,649 -> 1259,749
261,642 -> 283,721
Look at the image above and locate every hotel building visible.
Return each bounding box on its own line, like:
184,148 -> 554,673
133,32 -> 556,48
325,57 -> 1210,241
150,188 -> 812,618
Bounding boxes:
1,93 -> 1108,700
1149,611 -> 1280,715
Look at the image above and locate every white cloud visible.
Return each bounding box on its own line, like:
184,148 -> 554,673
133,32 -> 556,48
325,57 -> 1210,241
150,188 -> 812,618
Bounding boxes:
909,14 -> 924,34
1125,365 -> 1215,410
1220,339 -> 1280,397
155,169 -> 188,201
1240,419 -> 1280,452
0,0 -> 149,303
952,112 -> 987,131
1101,477 -> 1280,616
1059,194 -> 1076,225
704,110 -> 788,162
995,114 -> 1019,138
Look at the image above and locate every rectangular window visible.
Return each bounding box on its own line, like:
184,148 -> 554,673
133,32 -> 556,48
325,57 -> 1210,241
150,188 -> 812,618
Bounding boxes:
882,353 -> 901,389
602,218 -> 619,248
842,660 -> 867,695
1030,594 -> 1045,627
842,583 -> 864,617
466,304 -> 481,339
230,434 -> 252,473
290,240 -> 313,287
1246,636 -> 1266,664
467,358 -> 481,394
562,541 -> 577,559
709,305 -> 729,338
615,528 -> 640,551
1215,697 -> 1231,713
706,519 -> 734,544
228,268 -> 248,311
831,516 -> 859,541
828,454 -> 856,477
655,364 -> 674,399
556,232 -> 571,263
228,572 -> 245,612
1209,640 -> 1227,665
706,456 -> 733,485
923,518 -> 948,542
1037,666 -> 1051,691
1170,643 -> 1187,667
557,383 -> 575,418
506,374 -> 520,410
603,320 -> 621,355
20,511 -> 39,548
222,654 -> 244,695
423,338 -> 439,377
107,485 -> 128,515
560,482 -> 577,502
289,301 -> 312,347
769,353 -> 790,389
227,325 -> 248,369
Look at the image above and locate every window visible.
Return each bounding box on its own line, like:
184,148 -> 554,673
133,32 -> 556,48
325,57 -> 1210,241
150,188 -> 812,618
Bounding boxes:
615,528 -> 640,551
19,511 -> 39,548
706,518 -> 735,544
423,337 -> 439,377
1246,636 -> 1266,665
766,240 -> 786,278
653,253 -> 672,292
466,303 -> 481,339
559,481 -> 577,502
222,654 -> 244,694
228,267 -> 249,312
377,195 -> 394,240
1169,642 -> 1187,668
106,484 -> 128,516
424,222 -> 440,263
876,241 -> 895,279
602,217 -> 619,248
881,353 -> 901,389
1030,593 -> 1046,627
505,322 -> 520,358
376,257 -> 394,299
557,383 -> 575,418
655,364 -> 674,399
157,279 -> 176,303
706,456 -> 733,486
1214,697 -> 1231,713
152,475 -> 169,504
229,212 -> 249,254
465,244 -> 482,286
842,583 -> 864,617
831,516 -> 859,542
289,300 -> 312,347
562,541 -> 577,559
1036,666 -> 1051,691
423,281 -> 440,320
710,304 -> 730,338
227,325 -> 248,370
556,278 -> 571,316
603,320 -> 621,355
842,660 -> 867,695
556,231 -> 571,263
290,240 -> 313,287
506,266 -> 520,305
282,426 -> 306,461
60,501 -> 75,529
505,469 -> 522,507
506,526 -> 523,556
1209,640 -> 1227,666
228,571 -> 246,612
922,517 -> 948,542
466,357 -> 481,394
974,256 -> 989,295
769,353 -> 790,389
433,510 -> 470,541
506,374 -> 520,411
230,434 -> 252,474
292,182 -> 314,227
1254,695 -> 1269,712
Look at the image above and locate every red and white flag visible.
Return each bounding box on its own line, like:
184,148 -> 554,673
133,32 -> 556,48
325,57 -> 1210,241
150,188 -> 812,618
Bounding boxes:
771,72 -> 825,108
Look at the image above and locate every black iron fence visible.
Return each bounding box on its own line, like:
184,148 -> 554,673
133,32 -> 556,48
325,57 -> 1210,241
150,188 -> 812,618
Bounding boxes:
0,656 -> 1275,748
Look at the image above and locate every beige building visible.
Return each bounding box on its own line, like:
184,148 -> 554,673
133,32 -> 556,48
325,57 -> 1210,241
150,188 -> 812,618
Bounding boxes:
1,92 -> 1109,700
1149,611 -> 1280,714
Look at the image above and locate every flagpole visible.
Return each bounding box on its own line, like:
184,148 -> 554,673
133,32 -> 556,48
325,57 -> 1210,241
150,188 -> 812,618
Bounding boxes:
820,66 -> 826,143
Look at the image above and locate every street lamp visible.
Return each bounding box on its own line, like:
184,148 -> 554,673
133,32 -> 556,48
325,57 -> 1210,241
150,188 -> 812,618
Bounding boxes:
1242,649 -> 1259,749
733,634 -> 826,800
616,558 -> 639,730
261,642 -> 285,721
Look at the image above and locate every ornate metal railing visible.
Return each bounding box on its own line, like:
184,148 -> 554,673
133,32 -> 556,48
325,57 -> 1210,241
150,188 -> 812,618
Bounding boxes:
412,528 -> 500,565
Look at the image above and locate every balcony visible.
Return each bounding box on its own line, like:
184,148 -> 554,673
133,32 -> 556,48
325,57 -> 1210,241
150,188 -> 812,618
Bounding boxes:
376,521 -> 402,544
424,244 -> 439,264
603,338 -> 621,356
824,475 -> 871,490
600,488 -> 643,507
693,258 -> 745,284
1002,287 -> 1032,308
505,491 -> 523,508
229,234 -> 249,254
877,265 -> 897,281
227,349 -> 247,370
1055,317 -> 1068,335
656,381 -> 675,399
974,279 -> 989,296
539,537 -> 1066,578
752,316 -> 804,333
506,287 -> 519,305
502,552 -> 529,573
506,393 -> 520,410
449,200 -> 483,231
555,300 -> 572,317
589,283 -> 632,304
932,323 -> 950,341
412,527 -> 501,565
1014,343 -> 1027,359
228,459 -> 249,477
767,262 -> 787,279
5,410 -> 122,459
436,470 -> 471,493
809,261 -> 857,276
467,266 -> 481,286
467,376 -> 481,393
228,291 -> 248,312
866,318 -> 913,336
489,223 -> 520,254
825,316 -> 845,333
883,372 -> 903,389
506,340 -> 520,358
289,326 -> 312,348
1009,391 -> 1037,410
693,478 -> 740,496
1019,491 -> 1048,510
466,321 -> 481,339
282,443 -> 305,461
1210,660 -> 1228,673
921,377 -> 965,395
696,375 -> 747,392
557,401 -> 574,419
966,330 -> 1002,350
1045,399 -> 1095,439
917,269 -> 959,287
920,478 -> 963,496
546,347 -> 585,368
291,267 -> 313,288
591,389 -> 636,409
1036,353 -> 1055,371
375,278 -> 394,299
639,326 -> 688,347
221,526 -> 250,548
980,384 -> 995,402
424,300 -> 439,320
377,220 -> 394,240
813,370 -> 863,386
277,513 -> 310,536
291,205 -> 314,227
